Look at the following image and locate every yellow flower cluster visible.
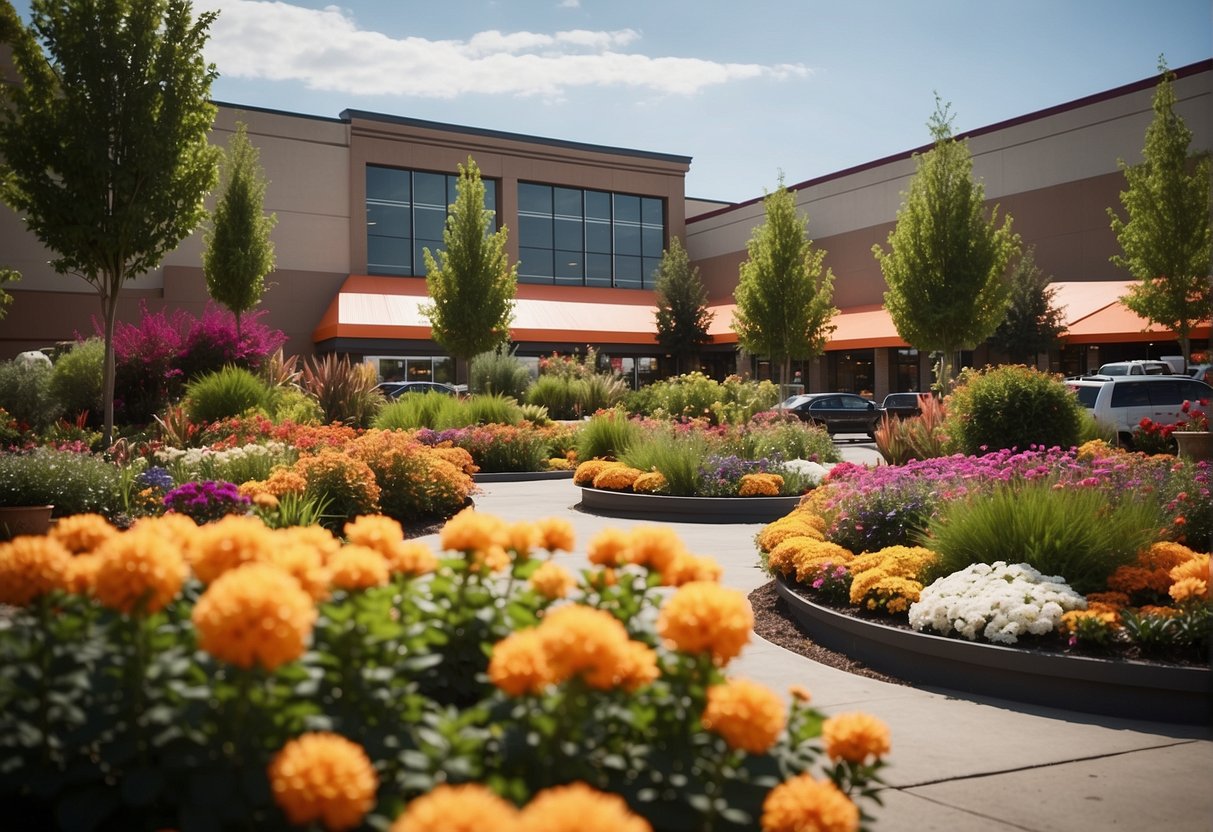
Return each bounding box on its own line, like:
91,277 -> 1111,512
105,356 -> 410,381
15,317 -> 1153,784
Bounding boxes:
92,531 -> 188,615
1169,554 -> 1209,603
657,581 -> 753,666
847,546 -> 937,613
756,513 -> 826,553
738,473 -> 783,497
545,457 -> 574,471
186,515 -> 277,584
391,783 -> 520,832
390,781 -> 652,832
767,537 -> 853,583
761,774 -> 859,832
1076,438 -> 1122,461
428,445 -> 478,476
192,563 -> 317,671
701,678 -> 787,754
529,561 -> 576,599
632,471 -> 668,494
593,465 -> 644,491
327,545 -> 390,591
50,513 -> 117,554
573,458 -> 617,486
1108,541 -> 1202,598
821,712 -> 891,764
1060,609 -> 1119,635
268,732 -> 378,832
0,535 -> 71,606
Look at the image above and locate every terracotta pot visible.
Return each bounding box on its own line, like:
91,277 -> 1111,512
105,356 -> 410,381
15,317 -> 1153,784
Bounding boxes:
1173,431 -> 1213,462
0,505 -> 54,540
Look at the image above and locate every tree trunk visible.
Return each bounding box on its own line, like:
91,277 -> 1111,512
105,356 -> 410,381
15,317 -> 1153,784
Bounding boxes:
100,286 -> 120,448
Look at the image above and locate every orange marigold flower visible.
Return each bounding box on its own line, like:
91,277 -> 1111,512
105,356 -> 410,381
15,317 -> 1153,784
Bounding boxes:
593,466 -> 644,491
264,542 -> 331,601
573,459 -> 618,486
761,774 -> 859,832
662,552 -> 723,586
187,515 -> 276,584
277,525 -> 343,563
519,782 -> 651,832
738,473 -> 783,497
507,521 -> 541,559
0,536 -> 71,606
439,508 -> 508,554
530,561 -> 576,599
657,581 -> 753,666
789,684 -> 812,704
539,604 -> 632,689
327,545 -> 390,592
616,640 -> 660,692
489,629 -> 552,697
1085,591 -> 1130,608
380,539 -> 438,576
821,712 -> 891,764
192,563 -> 316,670
130,512 -> 198,547
92,532 -> 188,615
265,468 -> 309,497
632,471 -> 668,494
1169,577 -> 1208,603
628,525 -> 687,575
50,513 -> 117,554
471,544 -> 512,574
63,552 -> 102,595
702,678 -> 787,754
390,783 -> 519,832
587,528 -> 631,567
344,515 -> 405,552
1169,553 -> 1209,585
535,517 -> 575,553
268,732 -> 378,832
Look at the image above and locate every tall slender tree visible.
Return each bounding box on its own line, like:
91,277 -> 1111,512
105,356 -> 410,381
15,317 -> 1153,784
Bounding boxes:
989,247 -> 1066,364
0,0 -> 221,444
1109,60 -> 1212,363
653,237 -> 714,374
419,157 -> 517,382
873,98 -> 1019,391
732,177 -> 837,388
203,121 -> 277,339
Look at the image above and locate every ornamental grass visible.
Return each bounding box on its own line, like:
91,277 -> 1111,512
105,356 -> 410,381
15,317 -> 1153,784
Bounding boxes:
0,511 -> 890,831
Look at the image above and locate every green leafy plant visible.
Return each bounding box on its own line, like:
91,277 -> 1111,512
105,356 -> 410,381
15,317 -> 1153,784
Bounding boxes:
575,409 -> 643,461
469,346 -> 531,399
464,393 -> 524,426
373,392 -> 469,431
0,448 -> 122,516
49,338 -> 104,425
619,431 -> 711,496
184,365 -> 273,425
524,374 -> 580,420
300,353 -> 383,428
944,364 -> 1082,455
0,359 -> 59,433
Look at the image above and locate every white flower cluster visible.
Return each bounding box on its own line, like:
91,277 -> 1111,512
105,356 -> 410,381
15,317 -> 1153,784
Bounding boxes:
155,441 -> 289,472
908,561 -> 1087,645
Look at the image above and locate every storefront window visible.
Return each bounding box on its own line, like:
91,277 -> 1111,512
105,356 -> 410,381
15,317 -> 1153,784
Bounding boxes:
829,350 -> 875,396
894,349 -> 920,392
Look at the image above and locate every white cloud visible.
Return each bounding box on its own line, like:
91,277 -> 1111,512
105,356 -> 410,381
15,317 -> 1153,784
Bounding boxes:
195,1 -> 807,99
558,0 -> 582,8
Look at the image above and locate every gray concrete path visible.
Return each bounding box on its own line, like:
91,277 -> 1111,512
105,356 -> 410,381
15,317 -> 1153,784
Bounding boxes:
418,440 -> 1213,832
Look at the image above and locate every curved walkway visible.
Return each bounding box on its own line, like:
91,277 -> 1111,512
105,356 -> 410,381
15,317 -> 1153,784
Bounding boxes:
417,444 -> 1213,832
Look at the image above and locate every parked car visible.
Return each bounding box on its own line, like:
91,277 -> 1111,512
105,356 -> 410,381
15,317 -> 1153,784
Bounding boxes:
375,381 -> 459,399
880,392 -> 928,420
1066,375 -> 1212,447
779,393 -> 882,437
1096,360 -> 1172,376
1187,364 -> 1212,384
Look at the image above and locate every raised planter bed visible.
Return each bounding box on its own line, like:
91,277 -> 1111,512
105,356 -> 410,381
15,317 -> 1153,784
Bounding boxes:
774,575 -> 1212,724
578,487 -> 801,523
474,470 -> 575,484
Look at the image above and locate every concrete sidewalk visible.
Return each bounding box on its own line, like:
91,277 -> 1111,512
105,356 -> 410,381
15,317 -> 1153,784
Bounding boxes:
419,459 -> 1213,832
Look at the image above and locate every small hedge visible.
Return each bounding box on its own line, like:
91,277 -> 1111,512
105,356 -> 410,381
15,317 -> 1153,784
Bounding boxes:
945,365 -> 1082,455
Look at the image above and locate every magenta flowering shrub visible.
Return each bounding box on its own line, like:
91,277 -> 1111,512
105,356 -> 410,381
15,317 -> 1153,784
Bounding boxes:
176,305 -> 286,383
163,479 -> 250,524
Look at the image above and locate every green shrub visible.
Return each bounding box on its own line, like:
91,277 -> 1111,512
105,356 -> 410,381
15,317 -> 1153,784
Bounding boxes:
525,375 -> 579,420
575,409 -> 643,461
373,392 -> 469,431
728,417 -> 839,464
923,480 -> 1159,594
463,393 -> 523,426
50,339 -> 104,423
519,403 -> 552,425
576,373 -> 629,415
184,366 -> 273,425
1077,409 -> 1116,445
469,347 -> 531,399
0,359 -> 59,432
300,353 -> 382,428
0,448 -> 123,518
619,431 -> 709,496
625,372 -> 780,425
267,386 -> 324,425
945,365 -> 1082,455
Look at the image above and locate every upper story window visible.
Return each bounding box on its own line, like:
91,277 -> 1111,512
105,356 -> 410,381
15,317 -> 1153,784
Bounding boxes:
366,165 -> 498,276
517,183 -> 665,289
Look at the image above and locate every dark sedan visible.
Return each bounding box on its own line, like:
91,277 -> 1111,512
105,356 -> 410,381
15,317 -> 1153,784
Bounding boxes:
880,392 -> 928,420
780,393 -> 882,437
375,381 -> 459,399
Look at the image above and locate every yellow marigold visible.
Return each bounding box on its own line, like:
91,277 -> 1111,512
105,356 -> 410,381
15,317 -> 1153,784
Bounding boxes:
430,445 -> 478,476
92,532 -> 188,615
530,561 -> 576,599
187,515 -> 276,584
587,528 -> 632,567
489,629 -> 553,696
265,467 -> 309,497
344,514 -> 405,552
192,563 -> 316,670
277,525 -> 343,563
1169,553 -> 1209,585
848,545 -> 937,580
821,712 -> 891,764
657,581 -> 753,666
539,604 -> 632,689
1060,609 -> 1119,634
439,507 -> 508,554
536,517 -> 575,553
0,536 -> 71,605
268,732 -> 378,832
632,471 -> 668,494
768,538 -> 852,583
507,521 -> 541,559
471,544 -> 511,574
738,473 -> 783,497
63,552 -> 101,595
1170,577 -> 1208,603
761,774 -> 859,832
573,459 -> 618,486
327,545 -> 390,592
130,512 -> 198,547
1083,601 -> 1123,622
1076,439 -> 1119,461
390,783 -> 519,832
701,678 -> 787,754
252,492 -> 280,511
616,640 -> 660,692
380,539 -> 438,576
794,487 -> 834,517
546,457 -> 573,471
662,553 -> 723,586
849,571 -> 923,613
593,466 -> 644,491
519,782 -> 652,832
264,542 -> 331,601
50,513 -> 117,554
628,525 -> 687,576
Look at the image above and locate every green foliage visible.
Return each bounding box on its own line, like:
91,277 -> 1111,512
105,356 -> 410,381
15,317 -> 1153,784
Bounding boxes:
463,393 -> 523,426
924,481 -> 1159,594
988,247 -> 1065,362
575,409 -> 643,461
732,177 -> 837,386
254,490 -> 333,530
50,338 -> 104,422
619,430 -> 710,496
653,237 -> 714,373
1110,61 -> 1213,362
469,345 -> 531,399
419,157 -> 517,371
300,353 -> 383,428
203,122 -> 277,333
0,0 -> 222,444
0,267 -> 18,319
625,372 -> 781,425
0,359 -> 59,432
267,386 -> 324,425
1122,603 -> 1210,652
518,403 -> 551,425
944,365 -> 1082,454
372,392 -> 469,431
524,375 -> 580,420
183,366 -> 273,426
0,448 -> 122,516
1077,409 -> 1117,445
873,98 -> 1020,388
725,417 -> 839,464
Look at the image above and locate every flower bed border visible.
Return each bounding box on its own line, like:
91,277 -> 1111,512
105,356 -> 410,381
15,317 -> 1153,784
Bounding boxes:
578,487 -> 801,523
774,575 -> 1212,725
474,470 -> 575,484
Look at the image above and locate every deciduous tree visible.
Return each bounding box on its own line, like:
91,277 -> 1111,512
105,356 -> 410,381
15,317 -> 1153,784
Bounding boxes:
0,0 -> 221,444
873,98 -> 1019,390
1109,60 -> 1212,363
654,237 -> 713,374
732,178 -> 836,388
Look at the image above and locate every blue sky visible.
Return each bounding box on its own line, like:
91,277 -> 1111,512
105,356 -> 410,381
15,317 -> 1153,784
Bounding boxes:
11,0 -> 1213,201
